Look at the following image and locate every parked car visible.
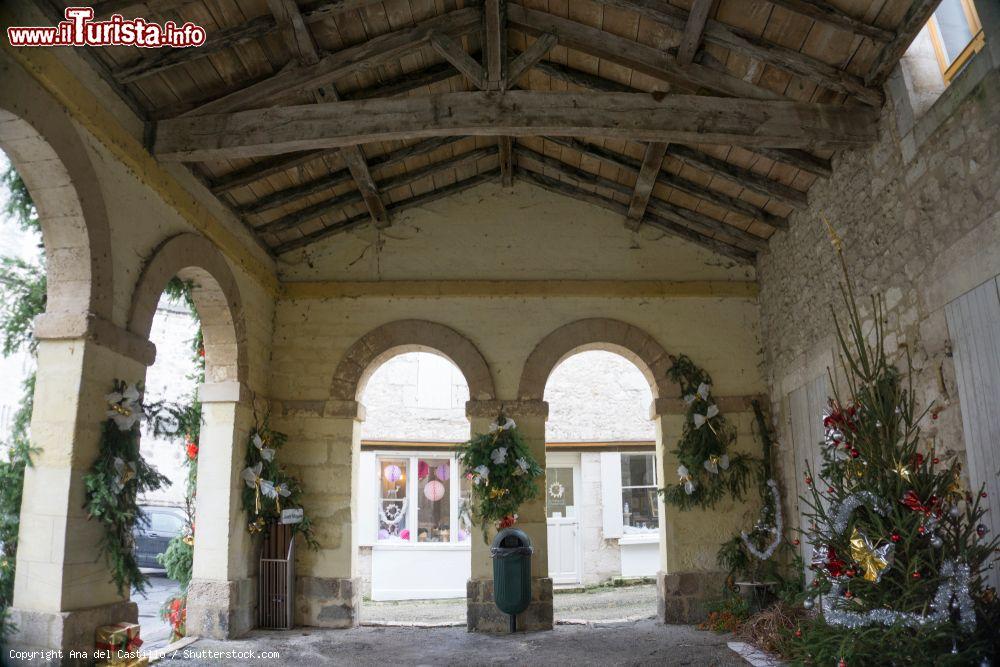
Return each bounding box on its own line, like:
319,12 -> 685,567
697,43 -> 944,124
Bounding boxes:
133,506 -> 187,569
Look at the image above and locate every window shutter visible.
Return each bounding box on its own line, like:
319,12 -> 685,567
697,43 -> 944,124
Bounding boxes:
359,451 -> 377,545
600,451 -> 624,539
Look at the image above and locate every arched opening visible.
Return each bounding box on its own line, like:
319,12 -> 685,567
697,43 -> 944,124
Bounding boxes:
357,349 -> 473,624
544,349 -> 659,622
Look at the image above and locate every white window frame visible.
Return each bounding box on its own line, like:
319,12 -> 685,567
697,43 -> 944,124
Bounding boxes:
373,451 -> 469,549
619,452 -> 659,544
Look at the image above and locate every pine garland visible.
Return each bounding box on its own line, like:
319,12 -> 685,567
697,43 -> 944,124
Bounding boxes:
241,417 -> 317,547
456,416 -> 544,542
660,355 -> 757,510
84,381 -> 169,596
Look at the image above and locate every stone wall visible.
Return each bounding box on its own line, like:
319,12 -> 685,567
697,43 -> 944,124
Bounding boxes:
758,51 -> 1000,522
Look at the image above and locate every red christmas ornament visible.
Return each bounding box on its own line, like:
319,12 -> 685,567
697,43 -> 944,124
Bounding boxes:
826,547 -> 847,578
849,448 -> 860,459
982,492 -> 989,498
792,538 -> 800,546
845,569 -> 856,578
891,532 -> 901,543
805,476 -> 813,485
901,490 -> 929,513
795,629 -> 802,638
186,441 -> 198,459
932,457 -> 940,464
827,486 -> 835,493
918,525 -> 926,535
912,571 -> 921,579
844,589 -> 853,599
839,660 -> 847,667
932,412 -> 939,420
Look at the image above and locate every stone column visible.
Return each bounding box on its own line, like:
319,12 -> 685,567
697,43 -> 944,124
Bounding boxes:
653,399 -> 750,624
7,317 -> 154,659
279,399 -> 363,628
465,400 -> 553,633
186,381 -> 257,639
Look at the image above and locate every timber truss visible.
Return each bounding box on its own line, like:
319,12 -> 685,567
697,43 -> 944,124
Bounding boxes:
52,0 -> 938,261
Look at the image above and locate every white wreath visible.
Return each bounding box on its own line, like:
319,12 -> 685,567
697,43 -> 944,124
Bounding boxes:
740,479 -> 783,561
548,481 -> 565,500
379,499 -> 408,528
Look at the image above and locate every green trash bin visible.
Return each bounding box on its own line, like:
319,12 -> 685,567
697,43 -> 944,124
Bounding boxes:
491,528 -> 533,633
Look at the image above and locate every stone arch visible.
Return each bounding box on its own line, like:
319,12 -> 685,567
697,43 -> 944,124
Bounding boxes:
518,318 -> 678,401
128,233 -> 247,384
0,93 -> 113,320
331,320 -> 495,402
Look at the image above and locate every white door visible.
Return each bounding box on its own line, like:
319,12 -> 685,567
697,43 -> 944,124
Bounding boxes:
545,463 -> 581,584
945,277 -> 1000,590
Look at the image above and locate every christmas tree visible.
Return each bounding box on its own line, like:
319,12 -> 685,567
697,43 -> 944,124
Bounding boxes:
786,235 -> 1000,666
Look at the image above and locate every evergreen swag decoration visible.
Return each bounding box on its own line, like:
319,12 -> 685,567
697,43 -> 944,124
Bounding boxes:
457,415 -> 544,542
84,380 -> 169,596
660,355 -> 755,510
241,418 -> 317,548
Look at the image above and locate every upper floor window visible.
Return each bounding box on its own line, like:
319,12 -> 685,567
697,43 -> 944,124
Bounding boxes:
928,0 -> 985,83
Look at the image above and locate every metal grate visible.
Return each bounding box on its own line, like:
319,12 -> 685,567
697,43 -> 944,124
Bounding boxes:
259,523 -> 295,630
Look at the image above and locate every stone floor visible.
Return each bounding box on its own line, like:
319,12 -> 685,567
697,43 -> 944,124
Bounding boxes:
133,570 -> 183,649
161,620 -> 744,666
361,583 -> 658,625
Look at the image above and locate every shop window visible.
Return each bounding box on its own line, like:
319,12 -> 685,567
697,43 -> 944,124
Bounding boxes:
620,453 -> 658,534
376,454 -> 470,544
928,0 -> 985,83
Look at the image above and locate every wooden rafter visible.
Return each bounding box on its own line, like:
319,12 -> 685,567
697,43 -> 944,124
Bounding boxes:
179,7 -> 482,117
508,33 -> 559,86
515,145 -> 768,252
430,32 -> 487,90
626,142 -> 669,228
267,0 -> 387,227
543,137 -> 787,230
532,60 -> 638,93
154,91 -> 878,162
587,0 -> 882,106
509,4 -> 782,101
257,146 -> 499,235
518,168 -> 754,264
764,0 -> 895,43
867,0 -> 943,86
345,62 -> 461,101
677,0 -> 716,66
275,169 -> 501,254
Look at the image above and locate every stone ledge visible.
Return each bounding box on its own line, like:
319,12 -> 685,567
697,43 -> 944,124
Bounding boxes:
466,399 -> 549,420
467,577 -> 553,633
657,570 -> 727,624
34,312 -> 156,366
270,399 -> 366,421
296,576 -> 359,628
6,599 -> 137,661
187,577 -> 255,639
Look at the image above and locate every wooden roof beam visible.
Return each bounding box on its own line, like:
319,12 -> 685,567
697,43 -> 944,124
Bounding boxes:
508,33 -> 559,86
508,4 -> 783,101
517,168 -> 754,264
677,0 -> 716,66
625,142 -> 669,229
867,0 -> 942,86
515,145 -> 767,252
181,6 -> 482,116
588,0 -> 882,106
542,136 -> 787,231
430,32 -> 487,90
154,91 -> 878,162
274,169 -> 501,254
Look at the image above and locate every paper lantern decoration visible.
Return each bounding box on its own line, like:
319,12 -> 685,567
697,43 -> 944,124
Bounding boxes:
377,529 -> 390,541
434,464 -> 450,481
383,464 -> 402,483
458,529 -> 469,542
418,460 -> 430,480
424,480 -> 446,502
400,529 -> 410,541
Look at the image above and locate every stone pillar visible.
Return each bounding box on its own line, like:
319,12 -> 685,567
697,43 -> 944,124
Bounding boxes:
7,319 -> 154,659
465,400 -> 553,633
186,381 -> 257,639
278,399 -> 363,628
652,400 -> 746,624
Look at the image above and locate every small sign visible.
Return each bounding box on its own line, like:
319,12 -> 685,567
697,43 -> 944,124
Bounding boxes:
280,508 -> 303,524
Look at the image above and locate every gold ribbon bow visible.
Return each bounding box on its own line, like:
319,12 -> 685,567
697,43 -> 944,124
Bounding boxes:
850,527 -> 894,583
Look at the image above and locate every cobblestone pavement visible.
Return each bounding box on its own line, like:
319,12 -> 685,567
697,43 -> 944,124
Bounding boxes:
360,583 -> 658,625
162,619 -> 743,666
134,571 -> 183,649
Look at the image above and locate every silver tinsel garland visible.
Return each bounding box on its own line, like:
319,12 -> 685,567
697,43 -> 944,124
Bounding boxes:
823,560 -> 976,632
741,479 -> 783,560
831,491 -> 891,536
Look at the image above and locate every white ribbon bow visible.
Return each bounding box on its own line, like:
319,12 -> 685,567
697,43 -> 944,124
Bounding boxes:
677,465 -> 696,495
489,417 -> 516,433
693,404 -> 720,429
111,456 -> 137,494
490,447 -> 508,465
106,383 -> 143,431
252,433 -> 275,462
473,464 -> 490,485
703,454 -> 730,474
696,382 -> 711,401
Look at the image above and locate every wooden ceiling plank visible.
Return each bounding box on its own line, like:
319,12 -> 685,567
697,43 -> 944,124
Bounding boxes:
677,0 -> 716,66
625,142 -> 668,227
765,0 -> 896,43
591,0 -> 882,105
343,61 -> 461,99
180,6 -> 482,116
154,90 -> 878,161
866,0 -> 941,86
517,167 -> 755,263
275,169 -> 501,254
508,4 -> 785,100
532,60 -> 635,92
668,143 -> 808,209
